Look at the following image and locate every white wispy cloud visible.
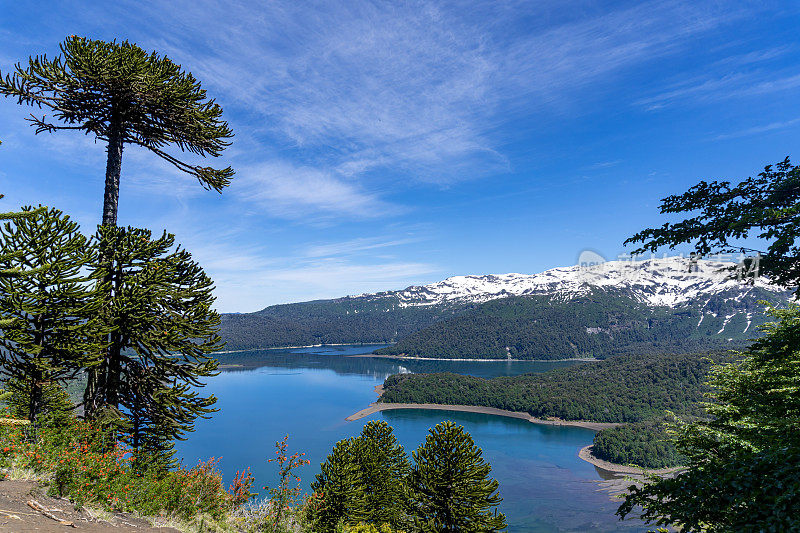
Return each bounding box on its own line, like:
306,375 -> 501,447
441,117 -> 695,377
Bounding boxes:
232,160 -> 402,219
303,236 -> 422,258
713,46 -> 792,67
260,260 -> 439,289
2,0 -> 772,220
636,74 -> 748,110
123,0 -> 760,194
179,230 -> 440,311
584,160 -> 622,170
199,251 -> 441,312
713,117 -> 800,141
636,68 -> 800,111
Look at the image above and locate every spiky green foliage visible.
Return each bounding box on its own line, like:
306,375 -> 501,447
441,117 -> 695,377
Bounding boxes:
0,196 -> 45,284
311,437 -> 367,531
84,225 -> 221,464
358,421 -> 411,527
618,304 -> 800,532
0,388 -> 31,426
0,207 -> 101,427
0,36 -> 234,225
626,157 -> 800,290
408,421 -> 506,533
0,198 -> 45,327
6,377 -> 74,428
311,421 -> 410,531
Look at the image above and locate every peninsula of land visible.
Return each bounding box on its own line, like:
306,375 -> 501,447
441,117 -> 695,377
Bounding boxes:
345,388 -> 619,431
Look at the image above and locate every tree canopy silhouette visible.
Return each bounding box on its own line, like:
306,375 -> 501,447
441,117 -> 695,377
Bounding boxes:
0,36 -> 234,226
626,157 -> 800,290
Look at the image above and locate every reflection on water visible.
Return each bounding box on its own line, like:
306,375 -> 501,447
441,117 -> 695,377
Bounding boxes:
177,345 -> 644,532
215,344 -> 588,379
594,466 -> 621,481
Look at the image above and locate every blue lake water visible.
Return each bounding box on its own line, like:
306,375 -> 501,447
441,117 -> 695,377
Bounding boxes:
175,345 -> 647,532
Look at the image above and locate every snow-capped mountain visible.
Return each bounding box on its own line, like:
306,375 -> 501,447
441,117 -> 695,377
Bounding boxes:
221,257 -> 792,354
362,257 -> 786,308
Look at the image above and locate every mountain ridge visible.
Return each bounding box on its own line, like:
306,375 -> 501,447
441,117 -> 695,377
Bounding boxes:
220,257 -> 792,355
350,257 -> 781,308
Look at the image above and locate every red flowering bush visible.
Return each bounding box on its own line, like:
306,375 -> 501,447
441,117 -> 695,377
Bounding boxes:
0,421 -> 73,474
0,419 -> 253,520
52,439 -> 131,509
130,458 -> 243,519
230,467 -> 256,508
262,435 -> 310,528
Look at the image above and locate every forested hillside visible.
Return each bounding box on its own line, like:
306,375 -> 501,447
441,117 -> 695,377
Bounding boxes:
374,289 -> 778,359
220,297 -> 470,350
379,351 -> 732,423
221,284 -> 784,354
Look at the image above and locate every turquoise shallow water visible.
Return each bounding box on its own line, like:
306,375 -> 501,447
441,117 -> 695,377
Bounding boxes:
175,345 -> 648,532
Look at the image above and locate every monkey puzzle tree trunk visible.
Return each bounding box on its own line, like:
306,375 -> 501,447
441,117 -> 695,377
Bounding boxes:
86,111 -> 123,420
102,113 -> 124,227
83,368 -> 103,420
30,307 -> 45,432
106,333 -> 122,409
29,370 -> 42,434
105,257 -> 125,410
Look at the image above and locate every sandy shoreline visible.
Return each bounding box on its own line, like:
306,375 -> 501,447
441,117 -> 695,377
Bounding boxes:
346,401 -> 674,475
347,387 -> 654,474
345,401 -> 619,431
578,445 -> 681,475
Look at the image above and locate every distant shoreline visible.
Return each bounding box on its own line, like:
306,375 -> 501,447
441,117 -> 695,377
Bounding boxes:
346,402 -> 678,474
212,342 -> 385,355
214,345 -> 598,363
353,353 -> 599,362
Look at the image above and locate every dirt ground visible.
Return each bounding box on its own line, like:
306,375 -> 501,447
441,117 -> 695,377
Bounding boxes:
0,480 -> 179,532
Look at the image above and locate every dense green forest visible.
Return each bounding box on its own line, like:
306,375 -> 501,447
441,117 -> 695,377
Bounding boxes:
220,297 -> 471,350
375,289 -> 778,359
221,286 -> 781,356
380,351 -> 731,423
380,351 -> 729,468
592,421 -> 683,469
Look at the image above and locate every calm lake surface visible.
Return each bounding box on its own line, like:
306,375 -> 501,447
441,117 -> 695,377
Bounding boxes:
175,345 -> 647,532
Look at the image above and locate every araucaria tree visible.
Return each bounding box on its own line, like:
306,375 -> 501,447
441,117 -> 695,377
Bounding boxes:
0,38 -> 229,469
311,420 -> 410,531
0,197 -> 45,327
0,36 -> 234,226
618,304 -> 800,531
409,420 -> 506,532
86,226 -> 221,462
0,207 -> 101,427
311,437 -> 365,531
358,420 -> 411,527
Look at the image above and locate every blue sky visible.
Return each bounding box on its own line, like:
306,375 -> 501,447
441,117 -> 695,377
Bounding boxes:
1,1 -> 799,312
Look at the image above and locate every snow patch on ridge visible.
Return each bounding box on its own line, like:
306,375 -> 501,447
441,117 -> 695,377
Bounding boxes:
357,257 -> 784,308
